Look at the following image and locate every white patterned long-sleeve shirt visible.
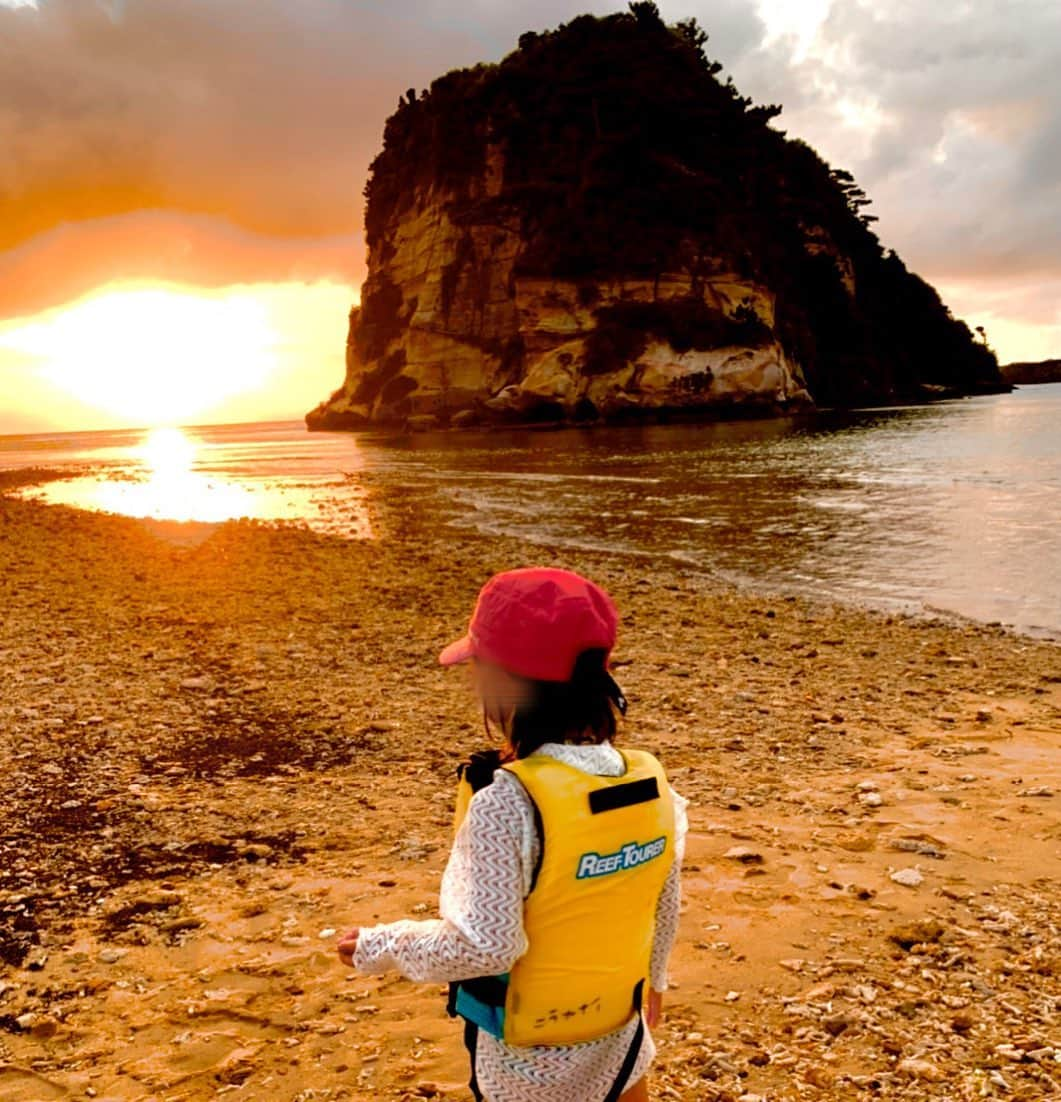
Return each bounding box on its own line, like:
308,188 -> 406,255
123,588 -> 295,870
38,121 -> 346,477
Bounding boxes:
353,741 -> 689,1102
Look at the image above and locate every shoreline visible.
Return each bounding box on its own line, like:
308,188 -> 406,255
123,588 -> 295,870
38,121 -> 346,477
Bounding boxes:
305,378 -> 1017,436
1,488 -> 1059,1101
5,464 -> 1060,648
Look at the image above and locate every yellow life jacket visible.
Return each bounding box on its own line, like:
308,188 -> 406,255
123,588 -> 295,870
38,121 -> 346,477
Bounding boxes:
450,747 -> 675,1046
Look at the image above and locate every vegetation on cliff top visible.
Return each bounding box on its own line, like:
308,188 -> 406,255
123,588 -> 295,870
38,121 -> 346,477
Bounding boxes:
1000,359 -> 1061,385
360,2 -> 1003,407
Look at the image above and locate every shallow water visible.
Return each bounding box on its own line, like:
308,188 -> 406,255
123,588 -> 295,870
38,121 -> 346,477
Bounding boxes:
0,421 -> 377,539
2,384 -> 1059,639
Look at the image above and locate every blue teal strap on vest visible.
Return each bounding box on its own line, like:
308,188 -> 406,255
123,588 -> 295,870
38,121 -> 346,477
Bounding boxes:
454,986 -> 506,1040
452,973 -> 510,1040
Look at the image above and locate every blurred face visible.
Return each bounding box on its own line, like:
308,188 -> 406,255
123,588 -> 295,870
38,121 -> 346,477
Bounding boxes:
468,656 -> 533,732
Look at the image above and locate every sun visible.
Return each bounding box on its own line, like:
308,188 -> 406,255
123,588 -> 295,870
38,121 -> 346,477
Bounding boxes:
0,283 -> 279,426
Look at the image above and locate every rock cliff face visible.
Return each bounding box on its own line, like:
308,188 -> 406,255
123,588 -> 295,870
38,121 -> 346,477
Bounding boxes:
308,6 -> 1007,432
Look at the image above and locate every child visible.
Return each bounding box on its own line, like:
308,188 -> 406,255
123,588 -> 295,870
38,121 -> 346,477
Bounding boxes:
338,567 -> 688,1101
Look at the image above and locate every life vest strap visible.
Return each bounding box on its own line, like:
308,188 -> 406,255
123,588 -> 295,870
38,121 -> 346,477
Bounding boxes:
453,978 -> 508,1040
461,1018 -> 485,1102
589,775 -> 660,814
460,974 -> 509,1007
457,749 -> 504,792
603,980 -> 646,1102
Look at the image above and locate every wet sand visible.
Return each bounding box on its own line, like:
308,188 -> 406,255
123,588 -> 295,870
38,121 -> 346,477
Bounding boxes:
1,470 -> 1058,1101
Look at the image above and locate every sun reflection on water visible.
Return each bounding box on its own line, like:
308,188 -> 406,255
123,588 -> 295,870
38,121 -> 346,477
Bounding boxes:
140,426 -> 196,473
89,426 -> 259,523
16,425 -> 375,537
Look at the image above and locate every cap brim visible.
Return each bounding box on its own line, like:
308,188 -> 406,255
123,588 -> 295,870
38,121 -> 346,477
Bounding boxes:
438,634 -> 475,666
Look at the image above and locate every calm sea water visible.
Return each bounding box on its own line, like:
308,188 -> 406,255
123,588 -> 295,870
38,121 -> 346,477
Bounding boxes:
2,383 -> 1060,640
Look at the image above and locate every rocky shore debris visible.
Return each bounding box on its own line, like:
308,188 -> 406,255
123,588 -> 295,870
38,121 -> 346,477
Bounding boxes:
0,482 -> 1058,1100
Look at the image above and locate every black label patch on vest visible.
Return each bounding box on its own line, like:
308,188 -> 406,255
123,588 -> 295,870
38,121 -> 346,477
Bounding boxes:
588,776 -> 659,814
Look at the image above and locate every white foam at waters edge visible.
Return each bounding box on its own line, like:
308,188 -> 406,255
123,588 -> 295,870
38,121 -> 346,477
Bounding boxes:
414,469 -> 663,484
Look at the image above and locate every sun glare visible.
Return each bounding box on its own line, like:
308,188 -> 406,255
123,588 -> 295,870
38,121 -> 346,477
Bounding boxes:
93,426 -> 259,523
140,425 -> 196,473
0,285 -> 278,426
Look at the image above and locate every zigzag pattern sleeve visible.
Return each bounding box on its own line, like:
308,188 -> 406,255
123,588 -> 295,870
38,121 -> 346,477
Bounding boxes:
649,785 -> 689,991
353,776 -> 530,982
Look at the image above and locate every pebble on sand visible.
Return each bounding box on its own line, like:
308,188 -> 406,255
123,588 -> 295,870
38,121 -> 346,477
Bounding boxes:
889,867 -> 924,888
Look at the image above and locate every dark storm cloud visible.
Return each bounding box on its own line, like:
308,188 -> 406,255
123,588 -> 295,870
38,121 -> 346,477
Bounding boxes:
726,0 -> 1061,295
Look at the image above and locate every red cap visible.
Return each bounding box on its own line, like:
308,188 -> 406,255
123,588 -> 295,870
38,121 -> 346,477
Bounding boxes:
438,567 -> 619,682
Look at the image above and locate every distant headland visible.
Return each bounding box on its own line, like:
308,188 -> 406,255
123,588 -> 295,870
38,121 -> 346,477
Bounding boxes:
1000,359 -> 1061,386
307,4 -> 1009,433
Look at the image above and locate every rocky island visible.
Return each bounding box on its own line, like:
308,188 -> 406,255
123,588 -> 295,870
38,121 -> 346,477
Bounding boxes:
309,4 -> 1008,431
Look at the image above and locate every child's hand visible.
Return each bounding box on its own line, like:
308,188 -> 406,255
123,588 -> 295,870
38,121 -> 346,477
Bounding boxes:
337,928 -> 360,967
646,989 -> 663,1028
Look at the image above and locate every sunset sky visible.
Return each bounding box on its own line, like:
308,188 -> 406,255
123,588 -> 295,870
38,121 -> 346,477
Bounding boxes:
1,0 -> 1059,433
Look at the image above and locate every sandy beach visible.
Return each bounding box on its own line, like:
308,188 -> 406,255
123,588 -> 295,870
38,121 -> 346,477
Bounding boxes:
1,470 -> 1058,1102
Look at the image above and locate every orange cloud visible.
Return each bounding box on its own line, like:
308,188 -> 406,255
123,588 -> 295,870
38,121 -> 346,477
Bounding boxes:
0,0 -> 491,319
2,0 -> 1057,371
0,210 -> 363,321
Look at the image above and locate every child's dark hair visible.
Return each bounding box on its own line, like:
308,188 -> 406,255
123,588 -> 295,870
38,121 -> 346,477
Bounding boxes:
492,647 -> 628,760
